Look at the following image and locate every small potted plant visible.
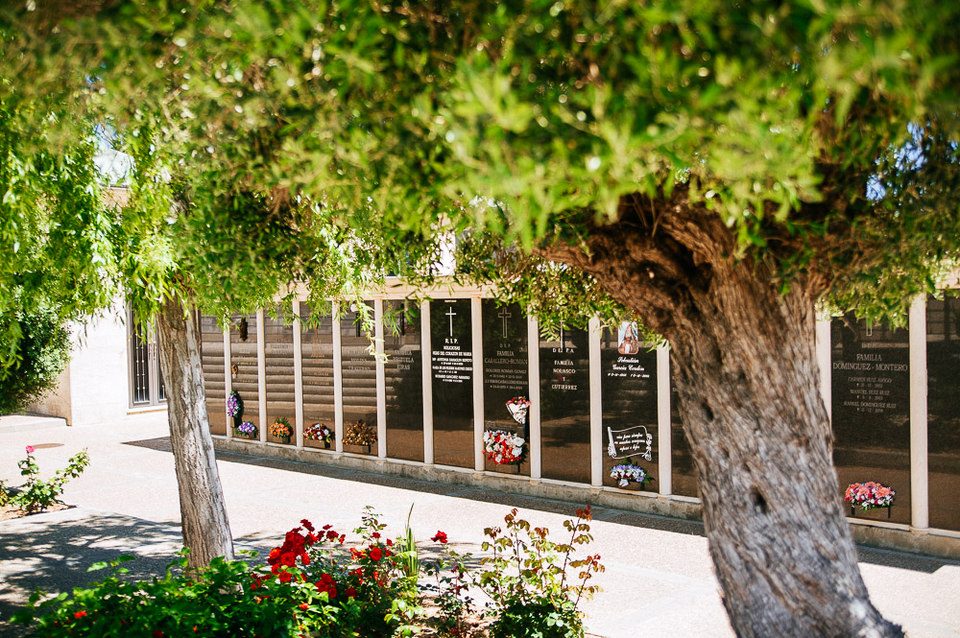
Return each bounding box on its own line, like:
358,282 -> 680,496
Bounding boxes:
269,417 -> 293,444
610,462 -> 652,489
226,391 -> 243,427
234,420 -> 258,440
304,422 -> 334,448
844,481 -> 895,518
483,429 -> 526,469
343,419 -> 376,454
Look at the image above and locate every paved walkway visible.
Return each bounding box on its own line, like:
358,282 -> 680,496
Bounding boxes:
1,414 -> 959,637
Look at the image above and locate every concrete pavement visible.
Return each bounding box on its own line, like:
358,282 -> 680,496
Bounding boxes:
1,413 -> 958,637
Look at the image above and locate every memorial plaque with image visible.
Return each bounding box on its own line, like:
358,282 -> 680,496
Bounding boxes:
229,314 -> 260,438
340,303 -> 377,455
539,325 -> 590,484
200,314 -> 227,436
601,323 -> 658,491
300,304 -> 335,451
384,300 -> 424,462
430,299 -> 474,469
831,315 -> 910,524
482,301 -> 530,475
263,308 -> 296,445
927,295 -> 960,531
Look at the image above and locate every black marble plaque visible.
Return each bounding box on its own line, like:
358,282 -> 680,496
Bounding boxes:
927,295 -> 960,531
539,325 -> 590,484
431,299 -> 474,468
669,353 -> 699,498
601,323 -> 658,491
482,301 -> 530,475
199,314 -> 227,436
300,304 -> 335,451
263,308 -> 296,444
831,315 -> 911,524
384,300 -> 424,462
340,303 -> 377,455
230,313 -> 260,435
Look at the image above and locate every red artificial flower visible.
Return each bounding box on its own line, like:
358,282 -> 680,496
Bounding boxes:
431,531 -> 448,543
368,547 -> 383,561
73,611 -> 87,619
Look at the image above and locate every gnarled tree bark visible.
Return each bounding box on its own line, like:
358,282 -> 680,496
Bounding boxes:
542,195 -> 902,637
156,292 -> 234,568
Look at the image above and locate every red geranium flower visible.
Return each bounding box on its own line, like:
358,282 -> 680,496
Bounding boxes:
431,531 -> 448,543
368,547 -> 383,561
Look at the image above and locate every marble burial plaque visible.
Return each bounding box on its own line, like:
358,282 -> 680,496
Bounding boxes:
482,301 -> 530,474
431,299 -> 474,468
384,300 -> 424,462
539,325 -> 590,484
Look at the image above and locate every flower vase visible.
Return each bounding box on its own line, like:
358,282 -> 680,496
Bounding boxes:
279,435 -> 290,445
323,441 -> 331,449
344,443 -> 371,455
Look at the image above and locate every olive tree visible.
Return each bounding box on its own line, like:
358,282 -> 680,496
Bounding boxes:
4,1 -> 960,634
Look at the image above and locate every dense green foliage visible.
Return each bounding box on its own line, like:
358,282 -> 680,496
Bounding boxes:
0,308 -> 71,414
6,446 -> 90,514
13,509 -> 602,637
1,1 -> 959,338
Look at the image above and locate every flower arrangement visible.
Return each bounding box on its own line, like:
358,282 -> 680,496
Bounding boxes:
304,422 -> 334,444
343,420 -> 376,446
844,481 -> 895,511
483,429 -> 526,465
610,463 -> 649,488
269,417 -> 293,440
234,421 -> 257,438
226,391 -> 243,418
505,396 -> 531,425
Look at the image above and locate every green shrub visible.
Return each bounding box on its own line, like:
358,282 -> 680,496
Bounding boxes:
0,307 -> 71,414
11,446 -> 90,513
13,553 -> 333,637
476,507 -> 604,638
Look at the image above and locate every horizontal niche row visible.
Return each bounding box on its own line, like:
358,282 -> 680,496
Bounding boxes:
199,298 -> 673,495
198,294 -> 960,533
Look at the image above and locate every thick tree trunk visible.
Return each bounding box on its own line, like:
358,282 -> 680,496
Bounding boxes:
542,200 -> 902,637
156,293 -> 234,568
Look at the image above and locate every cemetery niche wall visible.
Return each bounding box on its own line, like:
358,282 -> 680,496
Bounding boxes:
831,315 -> 911,524
199,313 -> 227,436
539,325 -> 591,484
341,303 -> 378,455
264,308 -> 296,445
481,301 -> 530,475
229,313 -> 260,440
383,300 -> 424,462
199,288 -> 960,554
300,305 -> 335,451
927,296 -> 960,532
600,323 -> 658,492
430,298 -> 475,469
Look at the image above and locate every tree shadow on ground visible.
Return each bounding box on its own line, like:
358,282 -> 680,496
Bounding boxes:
124,436 -> 960,576
0,509 -> 266,637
